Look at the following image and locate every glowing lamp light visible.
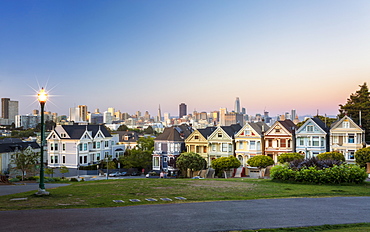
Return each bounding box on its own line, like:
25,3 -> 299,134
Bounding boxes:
38,88 -> 48,103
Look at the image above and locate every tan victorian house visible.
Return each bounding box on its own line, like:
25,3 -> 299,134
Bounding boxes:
207,124 -> 242,161
330,115 -> 365,163
264,119 -> 297,163
185,127 -> 216,167
235,122 -> 270,166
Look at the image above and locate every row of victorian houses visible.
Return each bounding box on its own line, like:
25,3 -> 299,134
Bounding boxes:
0,115 -> 365,177
152,115 -> 366,176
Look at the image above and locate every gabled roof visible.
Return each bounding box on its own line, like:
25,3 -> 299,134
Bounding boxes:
265,119 -> 297,136
249,122 -> 270,136
220,124 -> 242,138
330,115 -> 364,131
311,117 -> 330,133
0,139 -> 40,153
56,125 -> 111,139
155,124 -> 193,142
114,131 -> 139,143
197,127 -> 217,138
279,119 -> 297,133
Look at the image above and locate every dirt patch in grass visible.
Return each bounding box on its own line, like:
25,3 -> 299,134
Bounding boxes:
187,180 -> 256,189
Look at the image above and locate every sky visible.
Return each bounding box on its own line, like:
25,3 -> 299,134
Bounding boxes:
1,0 -> 370,118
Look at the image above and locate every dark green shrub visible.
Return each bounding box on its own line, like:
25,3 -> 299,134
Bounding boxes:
277,153 -> 304,163
9,178 -> 20,182
355,147 -> 370,168
271,163 -> 367,184
317,152 -> 345,161
70,178 -> 79,182
289,157 -> 342,170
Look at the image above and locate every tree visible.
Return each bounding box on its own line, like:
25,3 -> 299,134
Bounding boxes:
45,167 -> 55,177
136,136 -> 154,152
117,124 -> 129,131
317,152 -> 345,161
11,148 -> 40,181
176,152 -> 207,178
143,126 -> 155,135
59,165 -> 69,179
339,82 -> 370,141
277,153 -> 304,164
247,155 -> 274,178
355,147 -> 370,168
211,156 -> 241,179
119,149 -> 152,170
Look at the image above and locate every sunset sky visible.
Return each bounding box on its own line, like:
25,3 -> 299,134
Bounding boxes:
1,0 -> 370,117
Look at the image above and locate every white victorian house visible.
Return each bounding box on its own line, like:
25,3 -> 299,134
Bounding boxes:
296,117 -> 330,158
46,125 -> 125,169
330,116 -> 365,163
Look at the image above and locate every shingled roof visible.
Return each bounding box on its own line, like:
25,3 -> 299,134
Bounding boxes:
279,119 -> 297,133
0,139 -> 40,153
155,124 -> 193,141
248,121 -> 270,135
220,124 -> 242,138
197,127 -> 217,139
59,125 -> 111,139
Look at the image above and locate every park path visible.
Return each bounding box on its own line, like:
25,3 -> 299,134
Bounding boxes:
1,197 -> 370,232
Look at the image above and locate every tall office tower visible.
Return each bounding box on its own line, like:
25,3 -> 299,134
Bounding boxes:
103,111 -> 113,124
8,100 -> 19,123
164,112 -> 170,122
291,109 -> 296,121
78,105 -> 88,121
136,111 -> 141,118
241,107 -> 246,115
115,110 -> 122,121
234,97 -> 240,113
179,103 -> 187,118
33,109 -> 39,115
69,107 -> 79,122
157,105 -> 162,122
144,111 -> 150,121
219,108 -> 227,126
1,98 -> 10,119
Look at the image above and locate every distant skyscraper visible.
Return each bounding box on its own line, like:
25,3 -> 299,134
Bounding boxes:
219,108 -> 227,126
78,105 -> 88,122
8,100 -> 18,124
241,107 -> 246,115
291,109 -> 296,121
157,105 -> 162,122
1,98 -> 10,119
234,97 -> 240,113
179,103 -> 187,118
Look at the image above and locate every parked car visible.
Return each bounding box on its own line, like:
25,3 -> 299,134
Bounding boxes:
120,172 -> 127,176
130,171 -> 140,176
108,172 -> 121,177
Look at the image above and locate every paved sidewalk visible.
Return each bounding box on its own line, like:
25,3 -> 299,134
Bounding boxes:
0,183 -> 70,196
1,197 -> 370,232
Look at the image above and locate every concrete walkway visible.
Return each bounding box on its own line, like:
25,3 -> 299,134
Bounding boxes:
1,197 -> 370,232
0,183 -> 70,196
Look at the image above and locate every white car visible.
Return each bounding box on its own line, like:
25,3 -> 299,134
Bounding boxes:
108,172 -> 121,177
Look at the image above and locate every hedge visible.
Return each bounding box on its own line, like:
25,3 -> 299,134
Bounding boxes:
270,163 -> 367,184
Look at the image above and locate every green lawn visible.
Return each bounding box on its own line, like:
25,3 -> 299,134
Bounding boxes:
1,178 -> 369,211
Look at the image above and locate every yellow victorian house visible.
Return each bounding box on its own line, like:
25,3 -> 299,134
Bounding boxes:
235,122 -> 270,165
207,124 -> 242,160
185,127 -> 216,167
234,122 -> 269,177
330,115 -> 365,163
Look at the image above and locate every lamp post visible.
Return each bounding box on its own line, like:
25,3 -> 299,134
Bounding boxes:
36,88 -> 49,195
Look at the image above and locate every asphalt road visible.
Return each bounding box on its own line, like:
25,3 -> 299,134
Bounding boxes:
1,197 -> 370,232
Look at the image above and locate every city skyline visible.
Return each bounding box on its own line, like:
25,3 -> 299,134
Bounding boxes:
1,1 -> 370,117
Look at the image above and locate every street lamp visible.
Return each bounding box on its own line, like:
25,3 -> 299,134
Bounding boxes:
36,87 -> 49,195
